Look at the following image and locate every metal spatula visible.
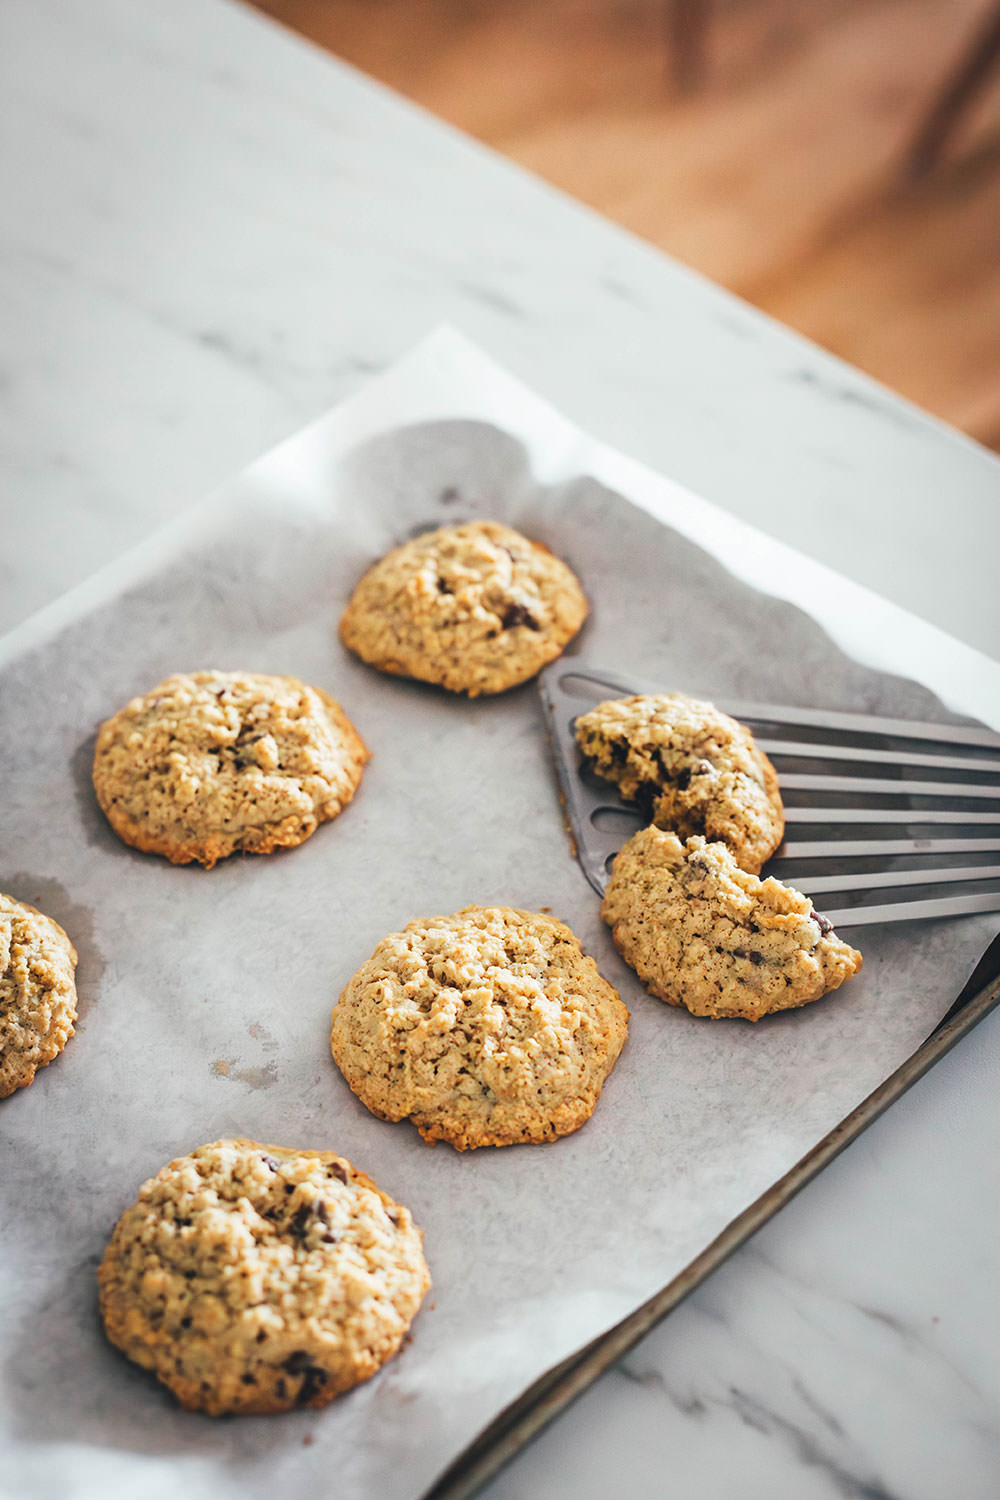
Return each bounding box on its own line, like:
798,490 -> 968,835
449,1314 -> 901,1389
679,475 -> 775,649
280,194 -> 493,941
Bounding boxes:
539,663 -> 1000,928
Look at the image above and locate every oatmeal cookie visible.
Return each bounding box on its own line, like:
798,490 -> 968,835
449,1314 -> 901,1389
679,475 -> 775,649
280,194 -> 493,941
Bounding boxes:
0,893 -> 78,1099
93,671 -> 368,868
330,906 -> 627,1149
339,521 -> 587,695
602,828 -> 861,1022
575,692 -> 784,873
98,1138 -> 429,1415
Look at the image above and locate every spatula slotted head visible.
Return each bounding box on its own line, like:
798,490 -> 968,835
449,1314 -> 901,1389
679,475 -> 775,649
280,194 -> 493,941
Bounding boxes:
538,663 -> 1000,926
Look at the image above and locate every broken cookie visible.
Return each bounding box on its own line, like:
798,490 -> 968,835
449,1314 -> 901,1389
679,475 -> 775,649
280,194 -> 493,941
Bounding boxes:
575,691 -> 783,873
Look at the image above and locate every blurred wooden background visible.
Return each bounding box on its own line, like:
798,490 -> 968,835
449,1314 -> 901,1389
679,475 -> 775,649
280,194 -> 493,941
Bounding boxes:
250,0 -> 1000,449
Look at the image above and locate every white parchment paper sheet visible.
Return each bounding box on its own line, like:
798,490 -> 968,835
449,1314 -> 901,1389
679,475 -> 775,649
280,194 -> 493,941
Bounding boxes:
2,329 -> 999,1500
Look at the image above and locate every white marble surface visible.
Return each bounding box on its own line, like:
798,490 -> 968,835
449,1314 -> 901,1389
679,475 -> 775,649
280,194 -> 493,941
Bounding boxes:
2,1 -> 999,1496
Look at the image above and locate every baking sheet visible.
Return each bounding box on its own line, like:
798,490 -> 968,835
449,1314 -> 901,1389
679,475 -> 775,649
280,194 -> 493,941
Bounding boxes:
2,327 -> 998,1500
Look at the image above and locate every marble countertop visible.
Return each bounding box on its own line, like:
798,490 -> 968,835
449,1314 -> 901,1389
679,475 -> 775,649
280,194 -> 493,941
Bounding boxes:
4,1 -> 999,1495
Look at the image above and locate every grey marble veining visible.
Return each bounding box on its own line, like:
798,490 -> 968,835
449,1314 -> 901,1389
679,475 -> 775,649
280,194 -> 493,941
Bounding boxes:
478,1004 -> 1000,1500
2,2 -> 1000,1498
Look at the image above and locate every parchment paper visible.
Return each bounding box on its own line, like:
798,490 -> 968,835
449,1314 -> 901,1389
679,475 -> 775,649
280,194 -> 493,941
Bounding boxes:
2,329 -> 998,1500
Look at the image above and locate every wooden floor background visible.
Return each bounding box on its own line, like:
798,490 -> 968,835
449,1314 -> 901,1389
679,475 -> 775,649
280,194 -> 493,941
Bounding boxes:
250,0 -> 1000,450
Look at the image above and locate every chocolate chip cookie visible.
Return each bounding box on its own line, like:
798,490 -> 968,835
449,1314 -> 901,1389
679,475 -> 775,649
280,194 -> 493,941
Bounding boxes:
330,906 -> 628,1149
93,671 -> 369,868
575,692 -> 784,873
339,520 -> 588,695
98,1139 -> 430,1415
602,828 -> 861,1021
0,893 -> 78,1099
